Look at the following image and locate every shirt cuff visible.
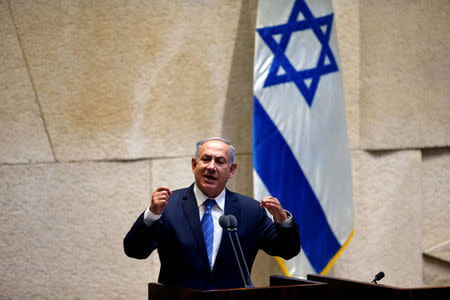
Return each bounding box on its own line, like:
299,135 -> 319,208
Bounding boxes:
143,206 -> 162,227
275,210 -> 295,228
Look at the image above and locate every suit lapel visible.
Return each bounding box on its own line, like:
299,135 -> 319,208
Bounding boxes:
224,188 -> 240,218
214,189 -> 240,270
180,185 -> 210,267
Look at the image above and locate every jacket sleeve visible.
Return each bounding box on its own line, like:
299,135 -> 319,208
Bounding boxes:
123,212 -> 159,259
258,209 -> 301,260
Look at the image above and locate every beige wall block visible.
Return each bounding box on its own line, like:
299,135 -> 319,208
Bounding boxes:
422,148 -> 450,286
0,161 -> 156,299
423,255 -> 450,287
0,2 -> 22,68
360,0 -> 450,149
0,2 -> 53,163
330,150 -> 423,287
417,2 -> 450,148
422,149 -> 450,250
9,0 -> 255,161
150,156 -> 195,193
333,0 -> 360,150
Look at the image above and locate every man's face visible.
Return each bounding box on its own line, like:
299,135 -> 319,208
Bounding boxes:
192,140 -> 237,198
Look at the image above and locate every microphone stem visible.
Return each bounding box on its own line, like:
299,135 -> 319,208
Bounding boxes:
233,231 -> 254,287
227,231 -> 249,288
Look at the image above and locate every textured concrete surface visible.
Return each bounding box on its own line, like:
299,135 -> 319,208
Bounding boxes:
150,156 -> 194,193
360,0 -> 450,149
330,150 -> 424,287
333,0 -> 360,150
423,255 -> 450,287
422,149 -> 450,286
422,149 -> 450,251
9,0 -> 255,161
0,2 -> 53,164
0,161 -> 155,299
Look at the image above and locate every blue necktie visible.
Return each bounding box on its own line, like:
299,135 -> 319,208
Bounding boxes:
201,199 -> 215,268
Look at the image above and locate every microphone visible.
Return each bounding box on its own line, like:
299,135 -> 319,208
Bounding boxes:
371,271 -> 385,284
219,214 -> 230,229
219,215 -> 247,287
228,214 -> 237,230
227,215 -> 254,288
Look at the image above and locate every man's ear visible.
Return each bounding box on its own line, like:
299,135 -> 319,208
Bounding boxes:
191,158 -> 197,173
229,163 -> 237,178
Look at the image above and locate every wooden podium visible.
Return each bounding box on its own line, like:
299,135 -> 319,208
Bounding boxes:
307,274 -> 450,300
148,275 -> 326,300
148,274 -> 449,299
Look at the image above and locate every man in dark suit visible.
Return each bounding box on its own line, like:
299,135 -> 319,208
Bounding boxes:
124,137 -> 300,290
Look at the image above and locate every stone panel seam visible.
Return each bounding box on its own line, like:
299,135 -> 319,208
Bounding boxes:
2,155 -> 201,166
363,146 -> 449,153
7,0 -> 56,162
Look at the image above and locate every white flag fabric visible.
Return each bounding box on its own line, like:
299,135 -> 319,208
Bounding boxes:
253,0 -> 353,276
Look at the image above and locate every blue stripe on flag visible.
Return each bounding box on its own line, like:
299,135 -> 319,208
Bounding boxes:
253,96 -> 340,273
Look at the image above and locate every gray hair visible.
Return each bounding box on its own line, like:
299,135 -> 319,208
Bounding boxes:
195,137 -> 235,167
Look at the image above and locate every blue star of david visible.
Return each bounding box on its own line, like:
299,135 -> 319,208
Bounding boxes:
257,0 -> 339,107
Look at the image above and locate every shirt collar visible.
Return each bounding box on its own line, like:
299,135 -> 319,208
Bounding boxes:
194,183 -> 225,212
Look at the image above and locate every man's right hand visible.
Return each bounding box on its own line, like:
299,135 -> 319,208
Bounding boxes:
150,186 -> 172,215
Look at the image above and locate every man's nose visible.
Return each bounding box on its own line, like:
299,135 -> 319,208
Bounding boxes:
206,160 -> 216,170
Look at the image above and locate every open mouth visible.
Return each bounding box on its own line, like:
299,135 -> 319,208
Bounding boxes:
204,174 -> 217,181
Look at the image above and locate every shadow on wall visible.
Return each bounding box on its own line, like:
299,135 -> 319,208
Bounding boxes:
221,0 -> 258,155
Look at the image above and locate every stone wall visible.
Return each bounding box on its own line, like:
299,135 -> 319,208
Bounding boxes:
1,0 -> 448,298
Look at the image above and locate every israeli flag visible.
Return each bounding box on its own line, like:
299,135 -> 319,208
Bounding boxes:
253,0 -> 353,276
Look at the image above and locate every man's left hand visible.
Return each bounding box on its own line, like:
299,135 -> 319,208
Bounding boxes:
260,196 -> 288,222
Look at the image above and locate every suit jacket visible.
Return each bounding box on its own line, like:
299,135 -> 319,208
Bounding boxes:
123,184 -> 301,290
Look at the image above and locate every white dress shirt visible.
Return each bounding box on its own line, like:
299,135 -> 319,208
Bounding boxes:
193,185 -> 225,268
